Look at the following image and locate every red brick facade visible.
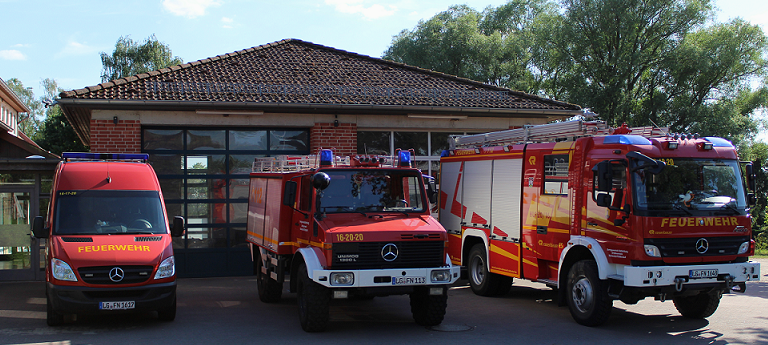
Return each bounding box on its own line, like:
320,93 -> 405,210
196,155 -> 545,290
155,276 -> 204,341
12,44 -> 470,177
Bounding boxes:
310,122 -> 357,157
89,119 -> 141,153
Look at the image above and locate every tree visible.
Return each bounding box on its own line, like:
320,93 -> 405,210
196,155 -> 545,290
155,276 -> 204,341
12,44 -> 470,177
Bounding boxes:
6,78 -> 44,139
35,79 -> 89,155
100,34 -> 183,82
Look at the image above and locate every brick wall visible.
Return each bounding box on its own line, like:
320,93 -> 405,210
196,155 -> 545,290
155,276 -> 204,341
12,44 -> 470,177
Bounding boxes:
90,119 -> 141,153
310,122 -> 357,157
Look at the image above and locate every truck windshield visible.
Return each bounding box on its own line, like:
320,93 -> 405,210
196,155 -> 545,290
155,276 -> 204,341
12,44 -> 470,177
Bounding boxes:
319,169 -> 426,213
632,159 -> 747,215
54,190 -> 167,235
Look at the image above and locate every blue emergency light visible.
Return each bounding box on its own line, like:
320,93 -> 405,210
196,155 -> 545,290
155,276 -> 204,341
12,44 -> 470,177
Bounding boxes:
703,137 -> 734,148
319,149 -> 334,166
398,150 -> 412,167
62,152 -> 149,161
603,135 -> 652,146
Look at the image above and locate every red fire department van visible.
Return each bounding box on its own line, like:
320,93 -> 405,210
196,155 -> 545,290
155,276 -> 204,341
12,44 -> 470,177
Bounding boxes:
32,153 -> 185,326
439,119 -> 761,326
247,149 -> 460,332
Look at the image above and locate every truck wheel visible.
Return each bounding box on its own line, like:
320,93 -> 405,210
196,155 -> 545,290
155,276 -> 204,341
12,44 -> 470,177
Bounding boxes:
157,296 -> 176,322
566,260 -> 612,326
410,286 -> 448,326
256,255 -> 282,303
673,291 -> 721,319
468,244 -> 505,296
296,263 -> 330,332
46,296 -> 64,327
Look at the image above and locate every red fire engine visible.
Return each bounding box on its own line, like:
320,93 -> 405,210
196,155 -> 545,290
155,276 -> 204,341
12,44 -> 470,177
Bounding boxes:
247,149 -> 460,332
439,119 -> 761,326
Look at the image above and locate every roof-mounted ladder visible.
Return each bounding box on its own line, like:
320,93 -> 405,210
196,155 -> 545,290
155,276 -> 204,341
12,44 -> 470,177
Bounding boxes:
449,120 -> 668,149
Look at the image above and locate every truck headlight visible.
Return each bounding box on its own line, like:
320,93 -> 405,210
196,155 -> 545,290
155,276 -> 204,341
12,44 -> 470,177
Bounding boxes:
52,258 -> 77,282
431,269 -> 451,283
154,256 -> 175,279
330,272 -> 354,286
737,242 -> 749,255
644,245 -> 661,258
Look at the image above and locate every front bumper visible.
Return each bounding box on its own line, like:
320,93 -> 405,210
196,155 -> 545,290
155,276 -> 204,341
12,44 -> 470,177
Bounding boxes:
47,281 -> 176,314
623,261 -> 760,288
310,265 -> 461,288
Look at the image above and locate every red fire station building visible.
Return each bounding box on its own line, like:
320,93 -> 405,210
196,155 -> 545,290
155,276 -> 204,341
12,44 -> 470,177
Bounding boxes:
57,39 -> 581,277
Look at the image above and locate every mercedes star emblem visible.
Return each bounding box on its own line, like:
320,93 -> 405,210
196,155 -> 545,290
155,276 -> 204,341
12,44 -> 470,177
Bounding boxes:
109,267 -> 125,282
695,238 -> 709,254
381,243 -> 399,262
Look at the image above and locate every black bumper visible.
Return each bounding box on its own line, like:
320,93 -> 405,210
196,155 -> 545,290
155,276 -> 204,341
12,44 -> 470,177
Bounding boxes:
47,281 -> 176,315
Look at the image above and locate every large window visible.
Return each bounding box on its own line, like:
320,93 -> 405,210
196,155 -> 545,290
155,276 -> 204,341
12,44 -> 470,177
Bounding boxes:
143,128 -> 309,249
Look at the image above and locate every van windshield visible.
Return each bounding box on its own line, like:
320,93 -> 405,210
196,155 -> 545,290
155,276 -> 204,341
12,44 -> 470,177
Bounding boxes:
54,190 -> 167,235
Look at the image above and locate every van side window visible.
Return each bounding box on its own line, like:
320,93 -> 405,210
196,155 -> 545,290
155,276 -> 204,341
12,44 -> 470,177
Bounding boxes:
543,154 -> 569,195
299,175 -> 312,212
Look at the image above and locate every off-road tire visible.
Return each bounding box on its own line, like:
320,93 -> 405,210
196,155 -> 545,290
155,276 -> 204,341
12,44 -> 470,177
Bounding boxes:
297,263 -> 330,332
673,291 -> 721,319
256,255 -> 282,303
157,296 -> 176,322
46,295 -> 64,327
410,286 -> 448,326
468,244 -> 510,296
566,260 -> 612,327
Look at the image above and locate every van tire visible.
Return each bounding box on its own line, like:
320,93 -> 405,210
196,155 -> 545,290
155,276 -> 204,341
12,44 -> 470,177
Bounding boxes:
410,286 -> 447,326
673,291 -> 721,319
256,255 -> 282,303
566,260 -> 612,326
297,262 -> 330,332
468,244 -> 505,296
157,297 -> 176,322
46,296 -> 64,327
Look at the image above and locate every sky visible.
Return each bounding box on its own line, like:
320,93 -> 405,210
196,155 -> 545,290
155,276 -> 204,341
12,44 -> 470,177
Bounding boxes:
1,0 -> 767,139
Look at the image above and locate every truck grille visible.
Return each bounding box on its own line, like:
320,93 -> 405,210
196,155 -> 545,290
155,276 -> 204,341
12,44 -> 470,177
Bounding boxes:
645,236 -> 749,257
331,241 -> 444,269
78,265 -> 154,285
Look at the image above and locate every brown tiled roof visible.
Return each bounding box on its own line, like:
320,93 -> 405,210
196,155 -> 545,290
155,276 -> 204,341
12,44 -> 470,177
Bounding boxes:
61,39 -> 578,110
58,39 -> 580,144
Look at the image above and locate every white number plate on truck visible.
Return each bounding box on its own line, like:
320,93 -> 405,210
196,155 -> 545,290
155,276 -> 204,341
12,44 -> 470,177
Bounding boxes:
100,301 -> 135,310
689,269 -> 718,279
392,276 -> 425,285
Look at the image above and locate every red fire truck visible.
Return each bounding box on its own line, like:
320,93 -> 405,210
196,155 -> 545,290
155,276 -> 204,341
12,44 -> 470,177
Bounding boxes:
247,149 -> 460,332
439,119 -> 761,326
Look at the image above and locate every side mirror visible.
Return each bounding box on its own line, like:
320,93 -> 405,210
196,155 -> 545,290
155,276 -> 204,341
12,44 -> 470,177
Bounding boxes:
745,163 -> 756,191
424,176 -> 437,204
32,216 -> 48,238
171,216 -> 185,237
311,172 -> 330,190
747,193 -> 757,207
593,161 -> 614,192
596,193 -> 612,208
283,181 -> 297,206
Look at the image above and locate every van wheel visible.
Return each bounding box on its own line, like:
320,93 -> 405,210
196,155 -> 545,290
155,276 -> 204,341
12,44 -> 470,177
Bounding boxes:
46,296 -> 64,327
566,260 -> 612,326
468,244 -> 507,296
673,291 -> 721,319
256,255 -> 282,303
297,262 -> 330,332
410,286 -> 447,326
157,297 -> 176,322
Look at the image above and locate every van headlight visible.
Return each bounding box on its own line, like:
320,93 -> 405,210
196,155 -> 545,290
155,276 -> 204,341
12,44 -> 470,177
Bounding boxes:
52,258 -> 77,281
738,242 -> 750,255
644,245 -> 661,258
154,256 -> 175,279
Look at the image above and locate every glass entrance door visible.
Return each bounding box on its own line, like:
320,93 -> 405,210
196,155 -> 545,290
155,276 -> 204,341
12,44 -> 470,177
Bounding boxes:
0,190 -> 38,280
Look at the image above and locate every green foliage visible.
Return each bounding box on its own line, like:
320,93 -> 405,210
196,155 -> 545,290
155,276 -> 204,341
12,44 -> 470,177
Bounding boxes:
5,78 -> 44,139
100,34 -> 183,82
34,79 -> 89,155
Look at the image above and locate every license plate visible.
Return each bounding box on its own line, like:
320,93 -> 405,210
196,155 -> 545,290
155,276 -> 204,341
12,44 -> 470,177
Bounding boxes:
689,269 -> 718,279
100,301 -> 135,310
392,276 -> 425,285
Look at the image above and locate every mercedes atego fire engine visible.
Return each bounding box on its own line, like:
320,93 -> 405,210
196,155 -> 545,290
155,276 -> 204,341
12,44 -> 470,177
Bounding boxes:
439,119 -> 760,326
246,149 -> 459,332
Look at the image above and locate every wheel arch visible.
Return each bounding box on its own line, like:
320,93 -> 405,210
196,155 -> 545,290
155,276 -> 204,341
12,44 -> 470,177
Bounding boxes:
290,247 -> 324,293
461,230 -> 488,267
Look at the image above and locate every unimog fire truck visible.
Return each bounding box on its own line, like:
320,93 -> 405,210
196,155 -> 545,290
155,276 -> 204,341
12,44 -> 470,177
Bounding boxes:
439,119 -> 761,326
247,149 -> 460,332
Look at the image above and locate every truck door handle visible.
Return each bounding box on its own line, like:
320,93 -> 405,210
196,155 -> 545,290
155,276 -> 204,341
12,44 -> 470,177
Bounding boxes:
587,222 -> 598,226
536,226 -> 547,235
